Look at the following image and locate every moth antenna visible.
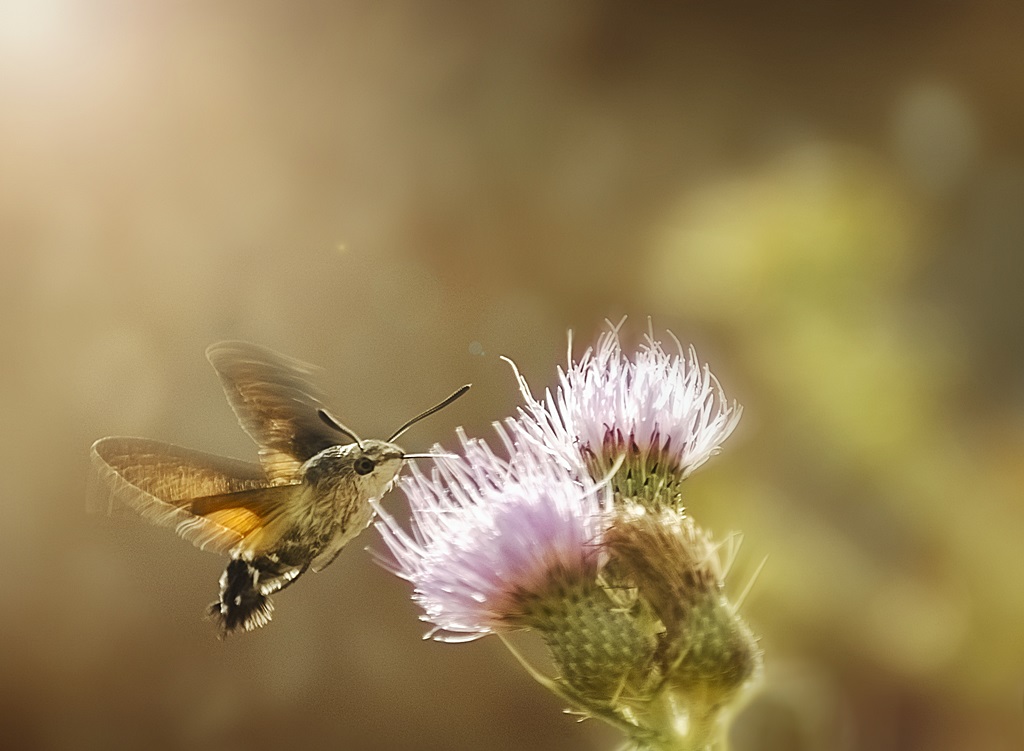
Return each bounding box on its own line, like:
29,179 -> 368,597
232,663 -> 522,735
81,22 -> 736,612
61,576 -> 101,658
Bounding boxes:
317,409 -> 364,449
388,384 -> 471,443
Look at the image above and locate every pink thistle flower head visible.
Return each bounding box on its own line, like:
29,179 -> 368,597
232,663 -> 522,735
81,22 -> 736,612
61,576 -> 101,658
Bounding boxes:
508,320 -> 742,507
374,424 -> 609,642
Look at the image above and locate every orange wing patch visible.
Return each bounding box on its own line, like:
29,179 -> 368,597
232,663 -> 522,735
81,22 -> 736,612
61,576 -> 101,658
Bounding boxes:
203,507 -> 267,538
186,485 -> 299,554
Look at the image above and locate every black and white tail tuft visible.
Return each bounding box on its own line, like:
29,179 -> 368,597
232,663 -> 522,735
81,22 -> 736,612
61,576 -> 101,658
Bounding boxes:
208,559 -> 274,637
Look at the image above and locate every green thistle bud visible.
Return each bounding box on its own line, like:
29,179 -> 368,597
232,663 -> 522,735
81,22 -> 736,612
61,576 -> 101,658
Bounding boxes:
669,591 -> 759,706
525,580 -> 660,705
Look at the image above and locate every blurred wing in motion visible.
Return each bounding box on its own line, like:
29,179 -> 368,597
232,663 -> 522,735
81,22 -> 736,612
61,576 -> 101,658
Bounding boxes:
90,437 -> 295,555
206,341 -> 342,484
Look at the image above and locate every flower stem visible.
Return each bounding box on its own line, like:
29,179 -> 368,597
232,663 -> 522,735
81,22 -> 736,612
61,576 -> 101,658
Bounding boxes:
632,691 -> 725,751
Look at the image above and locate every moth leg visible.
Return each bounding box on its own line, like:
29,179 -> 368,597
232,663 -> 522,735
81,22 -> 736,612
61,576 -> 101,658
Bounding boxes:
310,545 -> 346,574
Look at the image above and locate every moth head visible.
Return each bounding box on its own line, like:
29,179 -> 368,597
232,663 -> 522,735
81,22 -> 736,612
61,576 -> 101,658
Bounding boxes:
346,439 -> 406,496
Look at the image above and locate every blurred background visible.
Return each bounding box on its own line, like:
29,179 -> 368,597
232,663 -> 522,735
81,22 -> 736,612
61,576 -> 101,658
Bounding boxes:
1,2 -> 1022,749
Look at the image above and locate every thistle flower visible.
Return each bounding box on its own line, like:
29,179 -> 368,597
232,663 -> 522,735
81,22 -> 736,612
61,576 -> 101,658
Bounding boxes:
373,424 -> 610,641
507,321 -> 742,509
377,323 -> 760,751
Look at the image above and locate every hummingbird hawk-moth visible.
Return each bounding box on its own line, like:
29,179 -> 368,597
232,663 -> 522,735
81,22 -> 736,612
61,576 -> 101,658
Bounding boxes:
91,341 -> 468,636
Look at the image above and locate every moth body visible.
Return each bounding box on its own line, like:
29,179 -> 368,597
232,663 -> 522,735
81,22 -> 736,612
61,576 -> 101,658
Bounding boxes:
288,440 -> 404,571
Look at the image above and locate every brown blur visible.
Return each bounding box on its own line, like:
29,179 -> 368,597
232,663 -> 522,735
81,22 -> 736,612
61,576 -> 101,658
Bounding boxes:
1,3 -> 1022,750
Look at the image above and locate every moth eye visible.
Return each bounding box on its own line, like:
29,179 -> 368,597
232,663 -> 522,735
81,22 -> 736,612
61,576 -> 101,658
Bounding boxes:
353,456 -> 376,476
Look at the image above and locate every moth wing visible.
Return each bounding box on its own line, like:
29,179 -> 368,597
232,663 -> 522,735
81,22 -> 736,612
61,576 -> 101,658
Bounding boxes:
91,436 -> 293,555
206,341 -> 342,485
